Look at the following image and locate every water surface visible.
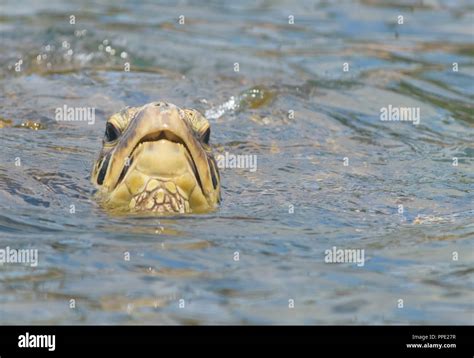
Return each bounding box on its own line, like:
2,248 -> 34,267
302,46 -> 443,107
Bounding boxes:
0,0 -> 473,324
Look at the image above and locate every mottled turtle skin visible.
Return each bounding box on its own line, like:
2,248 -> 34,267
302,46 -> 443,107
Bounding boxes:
91,102 -> 220,214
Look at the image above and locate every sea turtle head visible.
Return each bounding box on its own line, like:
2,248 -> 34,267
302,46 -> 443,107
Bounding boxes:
91,102 -> 220,214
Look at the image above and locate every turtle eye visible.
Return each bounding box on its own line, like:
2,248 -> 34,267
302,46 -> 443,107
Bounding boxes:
104,122 -> 120,142
201,127 -> 210,144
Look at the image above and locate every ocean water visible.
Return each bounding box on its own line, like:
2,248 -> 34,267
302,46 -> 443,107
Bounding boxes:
0,0 -> 473,324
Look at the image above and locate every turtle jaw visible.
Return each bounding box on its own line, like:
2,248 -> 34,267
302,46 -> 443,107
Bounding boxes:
130,177 -> 191,214
116,129 -> 204,196
107,138 -> 212,214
